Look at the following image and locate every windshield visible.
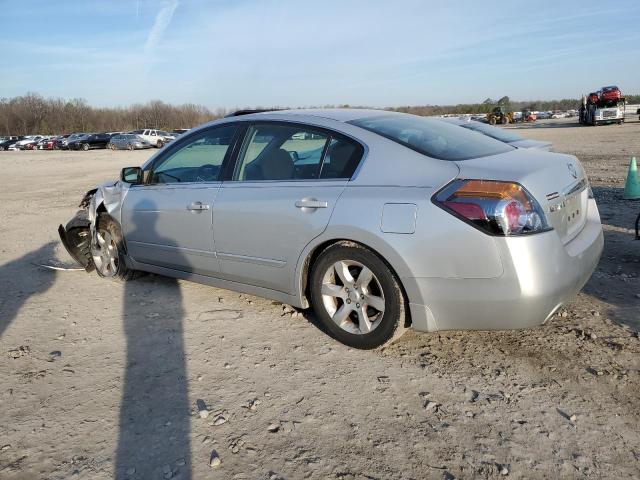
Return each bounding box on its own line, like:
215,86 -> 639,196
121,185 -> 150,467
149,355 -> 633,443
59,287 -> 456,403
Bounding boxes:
348,114 -> 513,160
460,121 -> 524,143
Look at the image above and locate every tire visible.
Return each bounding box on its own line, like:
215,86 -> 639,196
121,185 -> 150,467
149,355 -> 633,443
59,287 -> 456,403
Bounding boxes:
107,143 -> 115,150
91,214 -> 137,282
0,146 -> 4,151
488,116 -> 497,126
310,242 -> 406,349
501,116 -> 508,125
156,140 -> 164,148
82,143 -> 89,151
127,143 -> 134,151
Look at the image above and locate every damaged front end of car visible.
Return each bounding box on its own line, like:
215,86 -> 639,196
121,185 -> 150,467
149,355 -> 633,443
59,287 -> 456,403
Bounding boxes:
58,180 -> 126,272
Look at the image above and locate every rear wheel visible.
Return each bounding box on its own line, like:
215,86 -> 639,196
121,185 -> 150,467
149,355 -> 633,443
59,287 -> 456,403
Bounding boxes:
107,143 -> 115,150
488,116 -> 497,125
127,143 -> 134,151
310,242 -> 406,349
82,143 -> 90,151
91,215 -> 136,281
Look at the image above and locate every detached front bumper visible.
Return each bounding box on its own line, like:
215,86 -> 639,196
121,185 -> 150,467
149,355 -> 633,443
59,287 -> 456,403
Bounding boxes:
58,210 -> 94,271
406,199 -> 604,332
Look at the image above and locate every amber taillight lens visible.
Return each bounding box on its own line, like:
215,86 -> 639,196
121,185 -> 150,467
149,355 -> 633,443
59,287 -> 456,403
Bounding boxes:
434,179 -> 550,236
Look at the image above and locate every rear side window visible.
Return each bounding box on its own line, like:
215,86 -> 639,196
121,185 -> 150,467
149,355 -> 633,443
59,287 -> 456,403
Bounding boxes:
319,138 -> 362,179
233,123 -> 363,181
349,114 -> 513,160
235,124 -> 329,181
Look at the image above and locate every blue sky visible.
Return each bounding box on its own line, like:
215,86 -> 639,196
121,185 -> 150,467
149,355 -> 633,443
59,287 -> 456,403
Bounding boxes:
1,0 -> 639,108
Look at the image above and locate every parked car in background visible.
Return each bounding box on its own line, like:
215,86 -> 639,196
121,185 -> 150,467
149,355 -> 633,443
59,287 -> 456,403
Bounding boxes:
40,137 -> 59,150
14,136 -> 45,149
34,137 -> 53,150
108,134 -> 153,150
0,136 -> 23,150
130,129 -> 176,148
67,134 -> 93,150
441,118 -> 553,151
59,133 -> 87,150
22,137 -> 47,150
73,133 -> 113,151
59,109 -> 602,349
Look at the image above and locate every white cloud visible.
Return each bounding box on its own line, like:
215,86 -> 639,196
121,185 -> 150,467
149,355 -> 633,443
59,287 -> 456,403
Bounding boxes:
144,0 -> 179,55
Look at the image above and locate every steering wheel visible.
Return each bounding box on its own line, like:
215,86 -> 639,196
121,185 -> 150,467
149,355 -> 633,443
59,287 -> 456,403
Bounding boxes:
196,164 -> 219,182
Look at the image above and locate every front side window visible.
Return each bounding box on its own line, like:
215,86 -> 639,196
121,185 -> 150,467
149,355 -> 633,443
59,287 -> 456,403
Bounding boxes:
149,125 -> 238,184
349,113 -> 513,160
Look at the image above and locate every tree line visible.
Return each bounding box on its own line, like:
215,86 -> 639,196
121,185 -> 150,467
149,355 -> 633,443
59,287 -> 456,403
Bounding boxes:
0,93 -> 226,136
2,92 -> 639,136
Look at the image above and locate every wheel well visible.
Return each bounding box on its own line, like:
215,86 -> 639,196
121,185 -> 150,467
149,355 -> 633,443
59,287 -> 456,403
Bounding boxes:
95,202 -> 108,223
301,239 -> 412,327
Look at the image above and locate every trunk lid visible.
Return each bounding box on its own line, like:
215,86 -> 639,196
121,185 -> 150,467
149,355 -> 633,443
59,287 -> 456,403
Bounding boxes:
455,149 -> 589,244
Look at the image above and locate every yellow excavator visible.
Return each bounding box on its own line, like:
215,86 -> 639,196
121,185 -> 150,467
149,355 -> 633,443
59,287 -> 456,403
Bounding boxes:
486,106 -> 514,125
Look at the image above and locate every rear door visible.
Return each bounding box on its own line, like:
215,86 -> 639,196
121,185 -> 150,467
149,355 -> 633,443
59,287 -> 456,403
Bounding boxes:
121,124 -> 241,275
213,122 -> 364,293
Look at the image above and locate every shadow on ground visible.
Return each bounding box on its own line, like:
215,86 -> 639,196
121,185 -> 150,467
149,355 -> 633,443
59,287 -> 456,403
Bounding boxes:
114,208 -> 191,480
0,242 -> 57,338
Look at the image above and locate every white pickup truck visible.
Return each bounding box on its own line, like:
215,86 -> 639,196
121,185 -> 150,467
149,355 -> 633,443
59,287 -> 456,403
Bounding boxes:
130,129 -> 176,148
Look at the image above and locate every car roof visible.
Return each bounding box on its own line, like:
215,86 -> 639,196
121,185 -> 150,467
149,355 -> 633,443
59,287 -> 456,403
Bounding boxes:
229,108 -> 395,123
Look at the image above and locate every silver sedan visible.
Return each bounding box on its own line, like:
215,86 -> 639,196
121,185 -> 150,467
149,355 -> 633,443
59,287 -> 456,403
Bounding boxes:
108,134 -> 153,150
440,117 -> 553,150
59,109 -> 603,349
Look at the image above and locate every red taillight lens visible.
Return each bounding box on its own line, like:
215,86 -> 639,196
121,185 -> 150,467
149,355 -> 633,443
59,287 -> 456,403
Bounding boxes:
434,179 -> 549,236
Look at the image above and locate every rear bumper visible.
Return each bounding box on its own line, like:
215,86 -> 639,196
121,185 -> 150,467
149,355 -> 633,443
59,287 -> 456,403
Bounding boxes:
406,199 -> 604,332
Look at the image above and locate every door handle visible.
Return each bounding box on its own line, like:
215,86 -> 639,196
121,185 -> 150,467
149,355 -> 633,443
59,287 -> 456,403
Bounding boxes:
295,198 -> 328,209
187,202 -> 210,211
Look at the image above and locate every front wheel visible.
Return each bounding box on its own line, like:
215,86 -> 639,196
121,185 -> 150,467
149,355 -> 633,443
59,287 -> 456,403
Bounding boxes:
91,215 -> 136,281
82,143 -> 90,151
156,140 -> 164,148
310,242 -> 406,349
127,143 -> 134,151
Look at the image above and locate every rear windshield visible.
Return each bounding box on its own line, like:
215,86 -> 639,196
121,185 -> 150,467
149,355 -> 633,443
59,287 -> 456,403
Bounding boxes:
348,114 -> 513,160
460,121 -> 524,143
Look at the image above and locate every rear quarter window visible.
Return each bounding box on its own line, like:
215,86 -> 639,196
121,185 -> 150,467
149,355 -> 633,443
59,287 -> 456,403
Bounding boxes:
349,114 -> 513,160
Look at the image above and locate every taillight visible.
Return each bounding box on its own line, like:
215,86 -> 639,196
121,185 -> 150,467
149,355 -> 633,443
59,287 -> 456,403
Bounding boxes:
434,179 -> 550,236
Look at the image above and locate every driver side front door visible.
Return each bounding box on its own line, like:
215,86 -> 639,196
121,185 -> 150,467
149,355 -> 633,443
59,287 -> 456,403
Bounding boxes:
121,124 -> 240,276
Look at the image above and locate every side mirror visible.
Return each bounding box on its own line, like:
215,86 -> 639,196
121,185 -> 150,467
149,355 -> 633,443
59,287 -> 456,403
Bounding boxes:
121,166 -> 143,184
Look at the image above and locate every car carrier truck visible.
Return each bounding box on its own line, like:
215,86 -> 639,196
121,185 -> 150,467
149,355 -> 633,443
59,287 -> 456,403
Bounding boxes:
579,86 -> 625,126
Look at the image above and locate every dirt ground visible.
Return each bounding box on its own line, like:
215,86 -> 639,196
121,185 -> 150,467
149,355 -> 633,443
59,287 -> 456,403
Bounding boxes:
1,118 -> 639,480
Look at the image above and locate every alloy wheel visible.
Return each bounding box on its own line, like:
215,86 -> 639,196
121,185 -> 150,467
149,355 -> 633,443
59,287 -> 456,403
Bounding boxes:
91,230 -> 118,277
320,260 -> 385,335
